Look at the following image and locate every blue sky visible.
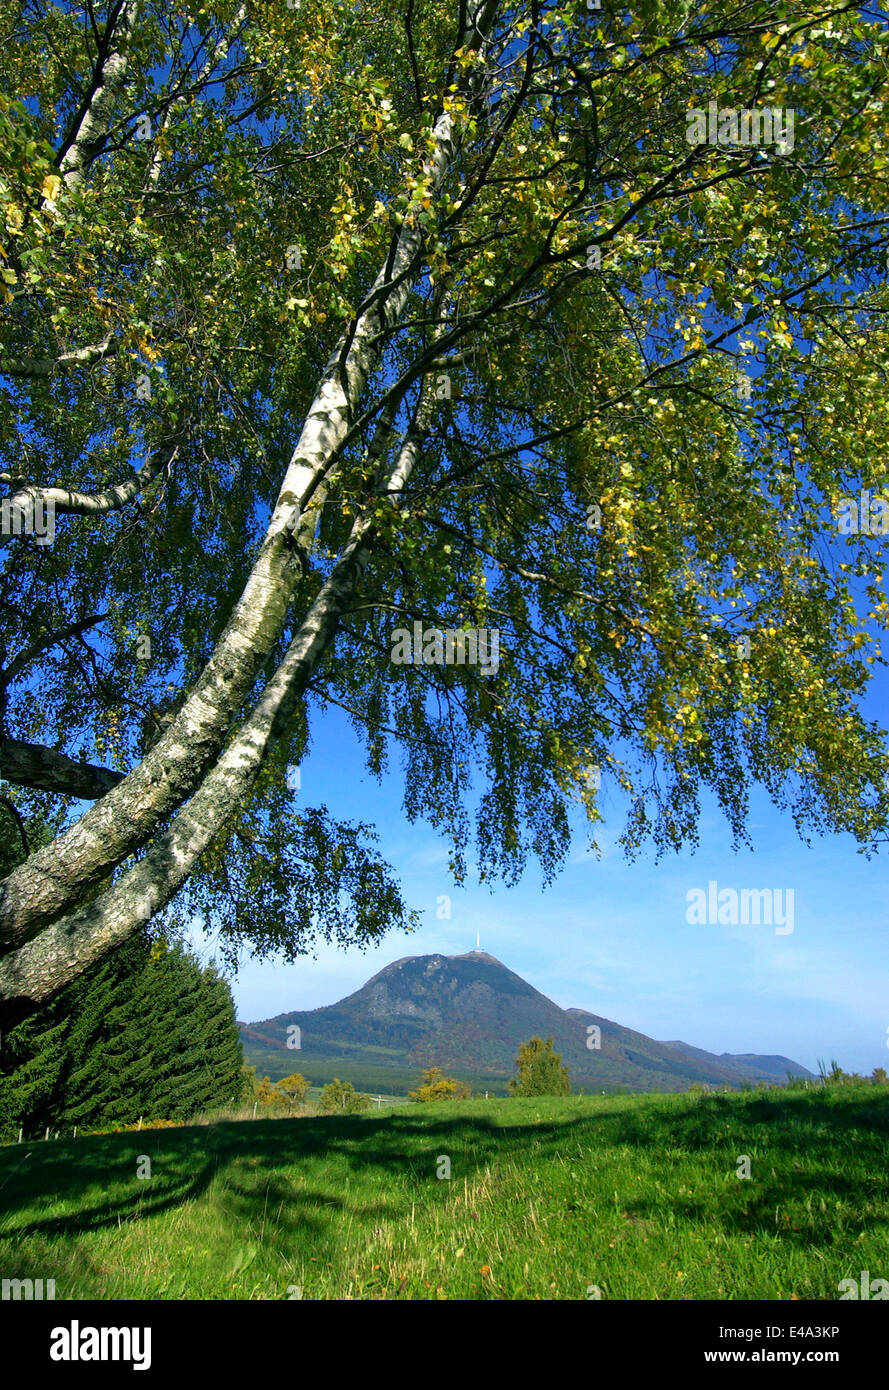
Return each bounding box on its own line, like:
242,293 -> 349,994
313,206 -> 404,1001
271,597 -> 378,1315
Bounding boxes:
198,668 -> 889,1080
167,38 -> 889,1081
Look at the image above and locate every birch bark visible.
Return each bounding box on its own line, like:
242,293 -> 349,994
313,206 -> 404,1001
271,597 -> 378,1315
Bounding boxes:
57,0 -> 140,193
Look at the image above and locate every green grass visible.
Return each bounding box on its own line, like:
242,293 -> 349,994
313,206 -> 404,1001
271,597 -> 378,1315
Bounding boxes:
0,1087 -> 886,1300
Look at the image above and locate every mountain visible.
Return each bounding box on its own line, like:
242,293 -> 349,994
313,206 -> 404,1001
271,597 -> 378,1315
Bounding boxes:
661,1042 -> 813,1086
239,949 -> 814,1095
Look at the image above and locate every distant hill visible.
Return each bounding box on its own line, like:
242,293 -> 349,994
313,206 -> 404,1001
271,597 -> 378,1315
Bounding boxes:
239,950 -> 814,1094
660,1041 -> 814,1086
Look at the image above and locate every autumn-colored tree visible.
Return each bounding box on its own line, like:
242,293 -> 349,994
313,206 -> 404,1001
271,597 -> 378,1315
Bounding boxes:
508,1036 -> 570,1097
274,1072 -> 309,1110
2,2 -> 889,1026
408,1066 -> 471,1102
255,1074 -> 282,1109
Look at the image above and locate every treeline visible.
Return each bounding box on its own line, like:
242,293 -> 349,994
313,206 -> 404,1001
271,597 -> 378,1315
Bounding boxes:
0,930 -> 244,1140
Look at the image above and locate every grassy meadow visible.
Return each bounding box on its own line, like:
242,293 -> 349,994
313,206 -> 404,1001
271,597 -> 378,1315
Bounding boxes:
0,1085 -> 886,1300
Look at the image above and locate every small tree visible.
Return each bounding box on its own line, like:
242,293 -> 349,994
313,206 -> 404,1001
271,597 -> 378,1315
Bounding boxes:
508,1037 -> 570,1098
871,1068 -> 888,1086
255,1075 -> 283,1110
408,1067 -> 471,1103
239,1064 -> 258,1100
275,1073 -> 309,1110
318,1078 -> 371,1114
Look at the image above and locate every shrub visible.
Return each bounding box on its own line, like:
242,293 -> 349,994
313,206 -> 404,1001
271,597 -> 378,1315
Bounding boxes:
408,1067 -> 471,1102
318,1079 -> 371,1113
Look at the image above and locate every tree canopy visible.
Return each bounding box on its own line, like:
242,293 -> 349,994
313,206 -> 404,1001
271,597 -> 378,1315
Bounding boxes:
318,1077 -> 371,1112
2,0 -> 889,1025
508,1035 -> 571,1095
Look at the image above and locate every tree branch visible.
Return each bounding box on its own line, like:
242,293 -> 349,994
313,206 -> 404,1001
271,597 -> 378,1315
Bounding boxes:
0,796 -> 29,856
0,336 -> 114,380
1,441 -> 177,519
0,613 -> 105,711
0,738 -> 125,800
57,0 -> 138,193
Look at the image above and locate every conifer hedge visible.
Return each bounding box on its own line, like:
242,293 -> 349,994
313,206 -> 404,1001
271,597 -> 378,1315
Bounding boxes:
0,931 -> 243,1139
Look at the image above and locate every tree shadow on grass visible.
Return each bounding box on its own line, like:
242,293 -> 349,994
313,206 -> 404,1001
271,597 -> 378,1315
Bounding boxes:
0,1091 -> 885,1257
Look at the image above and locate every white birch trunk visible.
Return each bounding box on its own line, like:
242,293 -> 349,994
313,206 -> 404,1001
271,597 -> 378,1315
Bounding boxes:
0,2 -> 499,958
0,106 -> 460,948
0,387 -> 434,1021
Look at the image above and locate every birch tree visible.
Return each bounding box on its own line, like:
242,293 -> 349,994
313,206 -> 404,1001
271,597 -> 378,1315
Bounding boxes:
1,0 -> 888,1027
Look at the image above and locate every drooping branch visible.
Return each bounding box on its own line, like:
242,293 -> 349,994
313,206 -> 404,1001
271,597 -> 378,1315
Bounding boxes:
409,509 -> 652,634
0,614 -> 105,702
0,615 -> 112,792
147,5 -> 248,191
0,796 -> 29,856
